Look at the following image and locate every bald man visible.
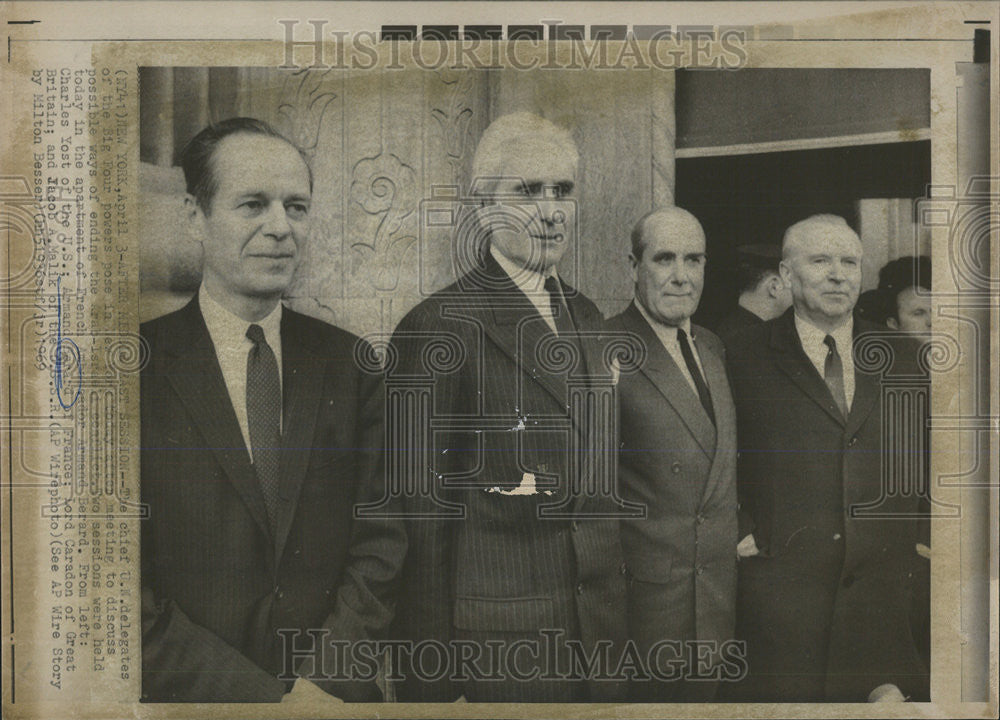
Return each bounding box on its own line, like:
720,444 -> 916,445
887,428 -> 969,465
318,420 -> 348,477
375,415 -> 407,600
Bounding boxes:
724,215 -> 928,701
607,207 -> 739,701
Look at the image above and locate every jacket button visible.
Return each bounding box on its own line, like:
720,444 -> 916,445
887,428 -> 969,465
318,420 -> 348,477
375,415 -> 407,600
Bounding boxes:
571,520 -> 580,532
842,574 -> 855,588
847,436 -> 858,447
696,566 -> 705,576
293,548 -> 301,557
696,513 -> 705,524
576,582 -> 585,595
671,462 -> 682,474
274,585 -> 283,599
619,563 -> 627,575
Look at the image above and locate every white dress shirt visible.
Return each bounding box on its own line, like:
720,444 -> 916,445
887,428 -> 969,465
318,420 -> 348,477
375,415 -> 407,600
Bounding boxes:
199,286 -> 283,457
491,245 -> 560,334
794,312 -> 855,411
634,301 -> 707,398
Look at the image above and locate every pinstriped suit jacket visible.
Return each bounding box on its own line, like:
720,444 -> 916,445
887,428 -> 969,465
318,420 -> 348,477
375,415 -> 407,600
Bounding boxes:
390,254 -> 628,702
140,297 -> 406,702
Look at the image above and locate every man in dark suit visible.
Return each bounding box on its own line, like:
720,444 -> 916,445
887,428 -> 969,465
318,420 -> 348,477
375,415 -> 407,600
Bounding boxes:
726,215 -> 928,701
879,255 -> 932,337
390,112 -> 628,702
140,118 -> 405,702
607,207 -> 738,701
715,244 -> 791,348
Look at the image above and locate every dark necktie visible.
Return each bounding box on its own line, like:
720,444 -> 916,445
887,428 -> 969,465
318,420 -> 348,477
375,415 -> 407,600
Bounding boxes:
544,275 -> 576,337
823,334 -> 849,419
246,323 -> 281,530
677,327 -> 715,425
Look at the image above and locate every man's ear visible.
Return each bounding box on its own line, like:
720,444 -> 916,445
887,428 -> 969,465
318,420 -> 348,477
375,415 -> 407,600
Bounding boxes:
778,259 -> 792,287
766,274 -> 782,299
628,253 -> 640,284
886,316 -> 899,330
183,193 -> 198,217
184,194 -> 205,244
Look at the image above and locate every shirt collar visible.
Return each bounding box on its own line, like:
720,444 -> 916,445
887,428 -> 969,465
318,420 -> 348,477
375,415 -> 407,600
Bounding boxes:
634,299 -> 692,340
490,244 -> 556,294
199,284 -> 283,350
794,311 -> 853,352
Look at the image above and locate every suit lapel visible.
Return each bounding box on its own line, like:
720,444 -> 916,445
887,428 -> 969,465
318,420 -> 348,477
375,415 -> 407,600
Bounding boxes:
697,333 -> 732,506
770,310 -> 847,427
163,297 -> 273,543
465,256 -> 571,410
623,304 -> 716,458
845,322 -> 880,437
461,258 -> 609,514
272,309 -> 324,565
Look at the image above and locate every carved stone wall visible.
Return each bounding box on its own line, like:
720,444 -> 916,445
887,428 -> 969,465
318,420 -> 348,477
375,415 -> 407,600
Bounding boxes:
138,66 -> 676,332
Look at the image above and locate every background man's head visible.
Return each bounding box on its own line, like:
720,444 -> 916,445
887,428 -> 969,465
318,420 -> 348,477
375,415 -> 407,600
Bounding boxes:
878,255 -> 931,334
780,214 -> 862,331
181,118 -> 313,318
734,244 -> 793,320
630,207 -> 707,327
471,112 -> 579,274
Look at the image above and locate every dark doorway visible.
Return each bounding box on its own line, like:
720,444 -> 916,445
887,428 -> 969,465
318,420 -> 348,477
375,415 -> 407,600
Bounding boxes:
677,140 -> 931,329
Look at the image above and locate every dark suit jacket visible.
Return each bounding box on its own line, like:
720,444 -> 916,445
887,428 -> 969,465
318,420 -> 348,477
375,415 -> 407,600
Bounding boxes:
389,254 -> 628,702
608,304 -> 738,698
140,296 -> 405,702
715,305 -> 764,349
725,309 -> 928,701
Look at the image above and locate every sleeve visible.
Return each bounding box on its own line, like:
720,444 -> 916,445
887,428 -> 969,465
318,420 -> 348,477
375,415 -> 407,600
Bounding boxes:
307,351 -> 409,702
141,587 -> 288,702
722,338 -> 757,543
386,306 -> 462,702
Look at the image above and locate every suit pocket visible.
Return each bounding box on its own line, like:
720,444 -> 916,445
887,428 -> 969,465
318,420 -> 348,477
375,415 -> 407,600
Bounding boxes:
453,596 -> 554,633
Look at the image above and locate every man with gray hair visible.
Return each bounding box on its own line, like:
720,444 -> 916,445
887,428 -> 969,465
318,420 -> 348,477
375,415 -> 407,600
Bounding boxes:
389,112 -> 628,702
725,214 -> 928,701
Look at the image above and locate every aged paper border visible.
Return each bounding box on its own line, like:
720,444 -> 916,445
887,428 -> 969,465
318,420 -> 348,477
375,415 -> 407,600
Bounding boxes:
2,2 -> 998,718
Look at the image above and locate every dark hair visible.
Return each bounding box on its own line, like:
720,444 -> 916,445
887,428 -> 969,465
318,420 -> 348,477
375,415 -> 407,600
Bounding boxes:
856,288 -> 893,325
736,262 -> 778,295
180,117 -> 312,211
877,255 -> 931,321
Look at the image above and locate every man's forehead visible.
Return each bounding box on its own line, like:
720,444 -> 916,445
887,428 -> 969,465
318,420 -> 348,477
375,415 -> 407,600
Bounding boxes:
212,134 -> 310,188
496,147 -> 576,183
645,215 -> 705,252
790,226 -> 862,255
